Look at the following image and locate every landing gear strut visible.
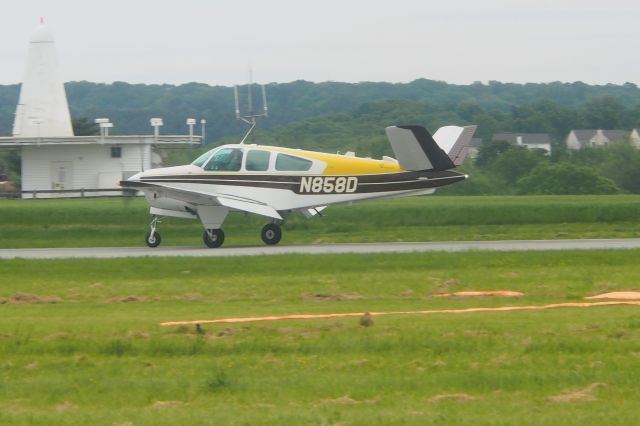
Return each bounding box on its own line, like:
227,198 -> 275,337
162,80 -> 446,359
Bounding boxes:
145,216 -> 162,248
203,228 -> 225,248
261,223 -> 282,245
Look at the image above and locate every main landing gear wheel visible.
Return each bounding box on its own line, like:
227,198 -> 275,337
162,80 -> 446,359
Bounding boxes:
145,231 -> 161,248
203,229 -> 225,248
261,223 -> 282,246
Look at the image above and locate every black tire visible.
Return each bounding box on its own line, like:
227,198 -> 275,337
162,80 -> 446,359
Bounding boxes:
145,231 -> 161,248
203,229 -> 225,248
261,223 -> 282,245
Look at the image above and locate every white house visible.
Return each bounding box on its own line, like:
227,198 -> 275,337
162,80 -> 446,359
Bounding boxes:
631,129 -> 640,148
566,129 -> 631,150
0,21 -> 199,198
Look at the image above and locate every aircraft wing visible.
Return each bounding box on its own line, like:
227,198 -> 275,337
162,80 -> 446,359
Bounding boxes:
121,180 -> 282,220
216,196 -> 282,220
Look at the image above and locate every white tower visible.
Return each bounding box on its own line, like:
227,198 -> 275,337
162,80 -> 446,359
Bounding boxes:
12,20 -> 74,137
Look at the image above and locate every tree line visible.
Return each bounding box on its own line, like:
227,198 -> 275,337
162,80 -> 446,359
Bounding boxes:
1,79 -> 640,193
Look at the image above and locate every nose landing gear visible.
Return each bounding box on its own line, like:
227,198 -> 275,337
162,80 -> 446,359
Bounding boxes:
145,216 -> 162,248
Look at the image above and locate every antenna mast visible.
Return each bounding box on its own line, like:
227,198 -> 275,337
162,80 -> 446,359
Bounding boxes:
234,68 -> 268,144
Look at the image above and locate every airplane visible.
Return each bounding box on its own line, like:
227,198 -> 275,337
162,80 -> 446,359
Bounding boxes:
120,124 -> 476,248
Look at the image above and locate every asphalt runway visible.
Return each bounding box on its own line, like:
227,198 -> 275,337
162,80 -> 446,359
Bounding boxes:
1,238 -> 640,260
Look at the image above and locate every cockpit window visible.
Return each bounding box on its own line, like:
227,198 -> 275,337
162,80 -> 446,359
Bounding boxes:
204,148 -> 243,172
275,153 -> 313,171
192,150 -> 213,167
246,150 -> 270,172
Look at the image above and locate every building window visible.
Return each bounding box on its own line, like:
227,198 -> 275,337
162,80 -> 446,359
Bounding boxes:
111,147 -> 122,158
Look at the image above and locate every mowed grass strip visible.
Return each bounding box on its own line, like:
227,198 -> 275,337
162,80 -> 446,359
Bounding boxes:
1,250 -> 640,424
1,195 -> 640,248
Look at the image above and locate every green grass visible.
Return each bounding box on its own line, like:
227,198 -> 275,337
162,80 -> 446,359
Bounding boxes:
1,195 -> 640,248
2,250 -> 640,424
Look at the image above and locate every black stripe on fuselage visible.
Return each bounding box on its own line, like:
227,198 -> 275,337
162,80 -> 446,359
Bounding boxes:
127,170 -> 465,195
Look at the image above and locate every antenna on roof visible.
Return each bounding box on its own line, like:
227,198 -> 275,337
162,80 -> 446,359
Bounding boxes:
234,67 -> 268,144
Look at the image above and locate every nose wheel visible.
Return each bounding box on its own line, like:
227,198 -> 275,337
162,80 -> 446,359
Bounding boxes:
145,216 -> 162,248
145,230 -> 161,247
203,229 -> 225,248
261,223 -> 282,245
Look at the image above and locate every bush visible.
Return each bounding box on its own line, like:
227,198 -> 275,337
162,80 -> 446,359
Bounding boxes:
517,163 -> 619,195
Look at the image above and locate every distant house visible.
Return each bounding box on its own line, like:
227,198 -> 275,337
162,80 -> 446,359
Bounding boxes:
566,129 -> 631,150
631,129 -> 640,148
492,132 -> 551,153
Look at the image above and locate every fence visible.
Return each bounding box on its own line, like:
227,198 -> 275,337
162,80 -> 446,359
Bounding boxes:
0,188 -> 137,199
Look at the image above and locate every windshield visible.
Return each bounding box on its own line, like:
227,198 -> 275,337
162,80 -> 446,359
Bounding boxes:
191,150 -> 215,167
204,148 -> 244,172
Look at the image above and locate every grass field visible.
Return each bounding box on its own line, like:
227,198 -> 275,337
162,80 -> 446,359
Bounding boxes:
1,195 -> 640,248
2,250 -> 640,424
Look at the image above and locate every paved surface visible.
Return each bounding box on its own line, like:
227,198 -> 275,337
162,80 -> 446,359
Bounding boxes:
2,239 -> 640,260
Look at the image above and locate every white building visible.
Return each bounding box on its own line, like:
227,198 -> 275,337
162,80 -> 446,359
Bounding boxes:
631,129 -> 640,148
0,21 -> 199,198
566,129 -> 631,150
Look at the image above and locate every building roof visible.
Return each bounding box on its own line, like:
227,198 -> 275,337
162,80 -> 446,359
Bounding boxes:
492,132 -> 551,145
568,129 -> 597,141
569,129 -> 630,144
602,130 -> 630,141
0,135 -> 201,148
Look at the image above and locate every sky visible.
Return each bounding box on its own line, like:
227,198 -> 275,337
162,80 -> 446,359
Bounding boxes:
1,0 -> 639,86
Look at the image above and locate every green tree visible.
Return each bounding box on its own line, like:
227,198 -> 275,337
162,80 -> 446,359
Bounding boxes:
489,145 -> 546,183
599,142 -> 640,193
72,117 -> 99,136
517,162 -> 619,195
474,140 -> 511,167
579,96 -> 626,129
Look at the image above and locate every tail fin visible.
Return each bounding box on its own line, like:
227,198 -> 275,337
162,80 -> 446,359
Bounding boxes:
385,125 -> 476,171
433,125 -> 477,166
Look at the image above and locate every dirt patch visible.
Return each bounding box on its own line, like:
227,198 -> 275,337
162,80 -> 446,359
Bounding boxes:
43,332 -> 72,341
585,292 -> 640,300
149,400 -> 189,409
303,293 -> 363,301
253,403 -> 276,408
319,396 -> 358,405
546,382 -> 606,403
433,291 -> 524,298
429,393 -> 477,402
126,331 -> 150,339
181,292 -> 204,301
1,293 -> 63,304
107,295 -> 147,303
54,401 -> 78,412
24,361 -> 39,371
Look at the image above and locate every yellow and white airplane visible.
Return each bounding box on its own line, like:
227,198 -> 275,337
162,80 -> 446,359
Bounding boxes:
121,124 -> 476,248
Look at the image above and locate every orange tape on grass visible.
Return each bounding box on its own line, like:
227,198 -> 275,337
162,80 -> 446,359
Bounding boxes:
159,301 -> 640,326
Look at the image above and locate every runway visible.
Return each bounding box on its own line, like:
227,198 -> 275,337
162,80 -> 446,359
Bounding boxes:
2,238 -> 640,260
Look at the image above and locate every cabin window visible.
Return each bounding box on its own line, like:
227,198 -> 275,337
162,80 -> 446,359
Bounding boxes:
111,147 -> 122,158
246,150 -> 270,172
192,151 -> 213,167
204,148 -> 243,172
275,153 -> 312,171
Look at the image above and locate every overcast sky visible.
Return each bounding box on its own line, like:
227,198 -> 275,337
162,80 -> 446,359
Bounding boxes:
1,0 -> 639,86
